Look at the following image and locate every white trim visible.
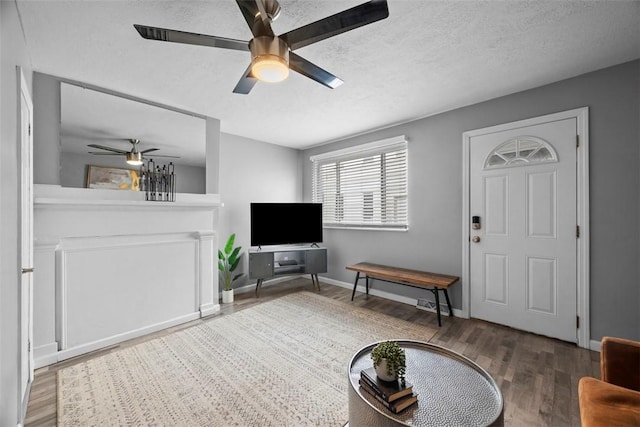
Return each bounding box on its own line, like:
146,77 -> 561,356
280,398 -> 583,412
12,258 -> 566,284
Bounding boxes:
56,249 -> 68,349
33,343 -> 59,369
18,65 -> 35,427
311,136 -> 409,229
575,109 -> 590,350
196,231 -> 218,317
323,225 -> 409,232
309,135 -> 406,162
34,184 -> 221,208
590,340 -> 601,353
462,107 -> 590,348
55,312 -> 200,361
199,303 -> 220,317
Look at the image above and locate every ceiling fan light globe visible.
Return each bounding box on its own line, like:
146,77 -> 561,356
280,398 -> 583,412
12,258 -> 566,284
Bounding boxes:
126,151 -> 143,166
252,56 -> 289,83
249,36 -> 289,83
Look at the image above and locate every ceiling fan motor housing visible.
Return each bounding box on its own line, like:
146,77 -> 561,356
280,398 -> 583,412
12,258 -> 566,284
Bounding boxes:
249,36 -> 289,82
126,151 -> 143,165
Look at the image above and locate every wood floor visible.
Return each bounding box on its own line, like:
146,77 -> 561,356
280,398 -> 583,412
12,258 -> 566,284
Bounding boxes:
25,279 -> 599,426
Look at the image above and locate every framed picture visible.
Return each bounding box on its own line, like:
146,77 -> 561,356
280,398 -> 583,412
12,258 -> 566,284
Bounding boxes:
86,165 -> 140,191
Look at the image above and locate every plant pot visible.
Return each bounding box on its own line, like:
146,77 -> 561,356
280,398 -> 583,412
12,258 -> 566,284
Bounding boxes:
222,289 -> 234,304
374,358 -> 397,382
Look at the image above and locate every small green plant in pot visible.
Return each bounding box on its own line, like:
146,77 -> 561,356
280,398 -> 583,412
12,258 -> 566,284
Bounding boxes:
218,233 -> 244,303
371,340 -> 406,385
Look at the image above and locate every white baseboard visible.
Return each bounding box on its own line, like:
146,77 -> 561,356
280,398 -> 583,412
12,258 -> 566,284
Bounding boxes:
589,339 -> 601,352
34,343 -> 59,369
200,302 -> 220,317
56,312 -> 200,362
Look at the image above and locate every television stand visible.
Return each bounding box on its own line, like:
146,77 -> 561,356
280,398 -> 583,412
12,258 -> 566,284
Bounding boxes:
249,245 -> 327,296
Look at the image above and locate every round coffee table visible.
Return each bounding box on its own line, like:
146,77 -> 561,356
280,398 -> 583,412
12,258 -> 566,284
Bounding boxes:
348,340 -> 504,426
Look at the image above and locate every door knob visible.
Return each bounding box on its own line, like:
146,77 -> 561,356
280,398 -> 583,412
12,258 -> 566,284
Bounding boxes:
472,236 -> 481,243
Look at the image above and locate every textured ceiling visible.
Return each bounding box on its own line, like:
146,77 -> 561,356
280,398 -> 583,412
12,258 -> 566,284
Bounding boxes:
16,0 -> 640,156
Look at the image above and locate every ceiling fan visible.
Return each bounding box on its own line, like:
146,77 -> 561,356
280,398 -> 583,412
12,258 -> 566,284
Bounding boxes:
88,139 -> 179,166
133,0 -> 389,94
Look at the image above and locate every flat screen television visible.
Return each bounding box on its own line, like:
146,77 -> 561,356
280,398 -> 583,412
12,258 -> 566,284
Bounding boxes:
250,202 -> 323,247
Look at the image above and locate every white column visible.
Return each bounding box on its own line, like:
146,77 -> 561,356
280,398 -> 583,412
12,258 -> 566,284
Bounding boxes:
197,230 -> 220,317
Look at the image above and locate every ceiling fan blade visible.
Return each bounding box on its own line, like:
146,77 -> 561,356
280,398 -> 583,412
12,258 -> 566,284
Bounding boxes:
148,154 -> 181,159
88,152 -> 123,156
235,0 -> 274,37
140,148 -> 160,154
87,144 -> 128,154
280,0 -> 389,51
289,52 -> 344,89
134,24 -> 249,52
233,64 -> 259,94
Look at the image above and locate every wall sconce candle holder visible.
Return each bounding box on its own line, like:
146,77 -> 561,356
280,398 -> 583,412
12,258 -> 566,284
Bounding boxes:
140,159 -> 176,202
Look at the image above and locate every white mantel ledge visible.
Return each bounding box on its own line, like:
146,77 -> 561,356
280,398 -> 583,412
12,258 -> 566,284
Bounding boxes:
35,184 -> 220,208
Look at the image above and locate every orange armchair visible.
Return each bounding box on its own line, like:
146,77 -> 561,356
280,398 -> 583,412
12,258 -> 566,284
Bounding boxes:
578,336 -> 640,426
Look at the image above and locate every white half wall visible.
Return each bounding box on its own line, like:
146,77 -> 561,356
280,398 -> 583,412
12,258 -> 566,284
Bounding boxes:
33,184 -> 221,366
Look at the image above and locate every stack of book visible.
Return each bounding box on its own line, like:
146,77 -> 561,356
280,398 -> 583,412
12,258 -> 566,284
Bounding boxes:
358,367 -> 418,413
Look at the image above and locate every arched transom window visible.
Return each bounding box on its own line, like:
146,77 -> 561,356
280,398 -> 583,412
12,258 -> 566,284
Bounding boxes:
484,136 -> 558,169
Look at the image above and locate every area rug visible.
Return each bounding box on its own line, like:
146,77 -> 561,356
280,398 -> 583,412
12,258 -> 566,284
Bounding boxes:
58,291 -> 438,426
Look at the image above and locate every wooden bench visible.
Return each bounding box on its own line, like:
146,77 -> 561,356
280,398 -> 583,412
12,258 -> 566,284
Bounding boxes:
346,262 -> 459,326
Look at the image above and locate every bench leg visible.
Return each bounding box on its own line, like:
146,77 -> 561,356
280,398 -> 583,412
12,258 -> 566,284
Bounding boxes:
434,287 -> 442,327
350,272 -> 360,301
366,275 -> 370,295
443,289 -> 453,317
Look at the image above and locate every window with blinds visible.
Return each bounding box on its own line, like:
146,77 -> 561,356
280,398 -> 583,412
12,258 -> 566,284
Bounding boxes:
311,136 -> 408,230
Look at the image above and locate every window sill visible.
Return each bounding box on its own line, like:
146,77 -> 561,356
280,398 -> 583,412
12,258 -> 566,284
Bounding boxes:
323,225 -> 408,232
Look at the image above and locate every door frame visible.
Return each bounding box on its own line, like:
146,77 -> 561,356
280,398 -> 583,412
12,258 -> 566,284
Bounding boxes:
461,107 -> 590,349
18,65 -> 34,422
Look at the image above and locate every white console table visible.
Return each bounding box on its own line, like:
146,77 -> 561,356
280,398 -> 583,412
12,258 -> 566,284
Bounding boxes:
33,185 -> 221,367
248,246 -> 327,296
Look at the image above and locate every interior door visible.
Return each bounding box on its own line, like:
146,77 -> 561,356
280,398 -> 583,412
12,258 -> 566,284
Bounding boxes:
469,118 -> 577,342
18,67 -> 34,420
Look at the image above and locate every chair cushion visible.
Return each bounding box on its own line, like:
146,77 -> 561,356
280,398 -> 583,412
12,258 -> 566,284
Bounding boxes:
579,377 -> 640,427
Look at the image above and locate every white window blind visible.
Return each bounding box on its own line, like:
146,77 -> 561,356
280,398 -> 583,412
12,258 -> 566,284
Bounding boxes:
311,136 -> 408,230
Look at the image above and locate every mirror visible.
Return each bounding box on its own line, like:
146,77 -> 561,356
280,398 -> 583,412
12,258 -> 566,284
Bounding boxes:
60,83 -> 206,194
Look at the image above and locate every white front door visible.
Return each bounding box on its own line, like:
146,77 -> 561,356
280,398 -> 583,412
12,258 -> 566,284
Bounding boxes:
18,67 -> 34,420
468,117 -> 578,342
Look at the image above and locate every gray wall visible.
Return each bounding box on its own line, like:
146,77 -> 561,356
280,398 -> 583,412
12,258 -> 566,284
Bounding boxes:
0,2 -> 33,424
302,60 -> 640,342
61,151 -> 206,194
33,72 -> 61,185
218,132 -> 301,288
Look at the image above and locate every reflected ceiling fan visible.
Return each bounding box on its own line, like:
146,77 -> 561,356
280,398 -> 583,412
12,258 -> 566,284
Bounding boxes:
88,139 -> 179,166
134,0 -> 389,94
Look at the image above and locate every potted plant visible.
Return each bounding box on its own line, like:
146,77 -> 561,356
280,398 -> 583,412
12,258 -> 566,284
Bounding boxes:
371,340 -> 406,385
218,233 -> 244,303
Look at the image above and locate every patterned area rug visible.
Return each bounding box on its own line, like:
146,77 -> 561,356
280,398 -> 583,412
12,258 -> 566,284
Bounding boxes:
58,291 -> 438,426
